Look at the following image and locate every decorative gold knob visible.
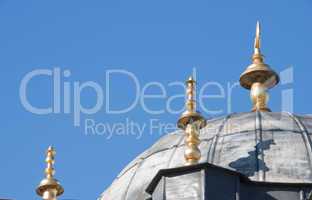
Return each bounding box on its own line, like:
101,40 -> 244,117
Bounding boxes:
184,123 -> 201,165
250,82 -> 270,112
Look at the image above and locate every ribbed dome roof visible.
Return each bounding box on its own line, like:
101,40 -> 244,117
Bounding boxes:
99,112 -> 312,200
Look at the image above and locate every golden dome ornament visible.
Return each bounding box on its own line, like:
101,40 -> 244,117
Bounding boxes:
36,146 -> 64,200
177,76 -> 206,165
240,21 -> 280,112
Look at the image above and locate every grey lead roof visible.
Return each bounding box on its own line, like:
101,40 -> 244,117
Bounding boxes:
99,112 -> 312,200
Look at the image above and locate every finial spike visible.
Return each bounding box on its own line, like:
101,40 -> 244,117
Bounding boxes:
254,21 -> 261,49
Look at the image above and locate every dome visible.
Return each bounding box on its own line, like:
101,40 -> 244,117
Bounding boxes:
99,112 -> 312,200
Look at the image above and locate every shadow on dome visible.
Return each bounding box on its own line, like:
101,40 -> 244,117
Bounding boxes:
229,139 -> 276,177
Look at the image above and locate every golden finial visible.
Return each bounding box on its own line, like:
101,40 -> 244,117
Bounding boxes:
36,146 -> 64,200
177,75 -> 205,165
240,21 -> 279,112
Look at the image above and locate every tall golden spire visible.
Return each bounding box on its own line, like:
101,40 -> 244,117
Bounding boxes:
240,21 -> 279,112
36,146 -> 64,200
177,76 -> 206,165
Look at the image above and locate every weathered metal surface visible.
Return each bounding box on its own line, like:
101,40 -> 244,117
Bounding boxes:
147,163 -> 312,200
99,112 -> 312,200
165,171 -> 204,199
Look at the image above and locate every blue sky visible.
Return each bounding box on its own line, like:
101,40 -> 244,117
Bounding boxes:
0,0 -> 312,199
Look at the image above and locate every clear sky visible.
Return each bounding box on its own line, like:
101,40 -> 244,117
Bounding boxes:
1,0 -> 312,199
